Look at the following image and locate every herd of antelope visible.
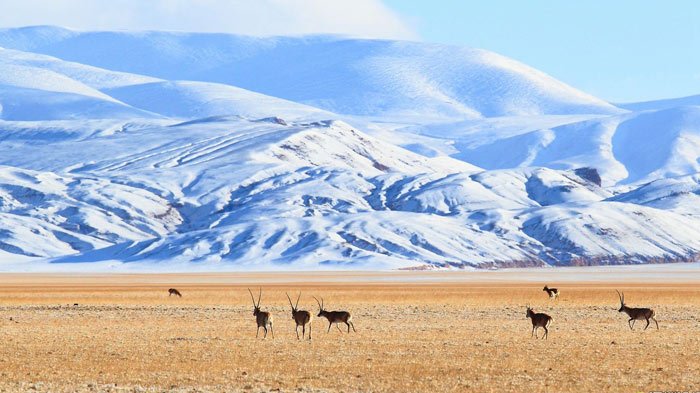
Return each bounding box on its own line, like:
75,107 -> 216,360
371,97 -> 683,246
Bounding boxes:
167,284 -> 658,340
243,287 -> 355,340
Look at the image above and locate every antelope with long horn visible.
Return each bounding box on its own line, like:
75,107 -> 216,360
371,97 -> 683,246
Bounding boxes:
248,288 -> 274,338
616,290 -> 658,330
313,296 -> 355,334
543,285 -> 559,300
286,292 -> 312,340
526,305 -> 553,339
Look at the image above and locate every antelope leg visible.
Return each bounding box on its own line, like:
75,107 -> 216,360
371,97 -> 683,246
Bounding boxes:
256,326 -> 260,338
350,321 -> 356,332
644,318 -> 650,330
295,325 -> 300,340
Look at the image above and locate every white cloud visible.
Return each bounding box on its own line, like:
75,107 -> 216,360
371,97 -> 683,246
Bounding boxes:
0,0 -> 415,39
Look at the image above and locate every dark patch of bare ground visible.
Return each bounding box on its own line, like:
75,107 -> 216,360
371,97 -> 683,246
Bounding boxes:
0,280 -> 699,392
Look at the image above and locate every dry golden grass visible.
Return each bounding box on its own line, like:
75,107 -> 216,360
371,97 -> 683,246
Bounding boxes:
0,273 -> 699,392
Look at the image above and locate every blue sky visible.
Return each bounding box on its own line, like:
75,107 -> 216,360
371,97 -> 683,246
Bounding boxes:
1,0 -> 697,102
384,0 -> 700,102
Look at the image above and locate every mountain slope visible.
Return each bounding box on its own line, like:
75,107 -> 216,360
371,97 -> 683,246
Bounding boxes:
0,26 -> 622,119
401,105 -> 700,186
0,165 -> 180,261
609,173 -> 700,217
1,116 -> 699,270
104,80 -> 330,120
0,48 -> 158,120
618,95 -> 700,112
0,46 -> 333,121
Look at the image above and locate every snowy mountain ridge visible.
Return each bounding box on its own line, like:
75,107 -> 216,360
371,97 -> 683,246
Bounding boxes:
0,26 -> 622,119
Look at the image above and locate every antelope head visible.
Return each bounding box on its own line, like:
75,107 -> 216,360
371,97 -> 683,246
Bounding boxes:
616,290 -> 626,312
313,296 -> 325,317
286,292 -> 301,317
248,288 -> 262,316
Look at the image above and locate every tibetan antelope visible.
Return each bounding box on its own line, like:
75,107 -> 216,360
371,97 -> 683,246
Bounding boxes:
313,296 -> 355,333
248,288 -> 274,338
616,290 -> 658,330
526,306 -> 553,339
543,285 -> 559,300
168,288 -> 182,297
286,292 -> 312,340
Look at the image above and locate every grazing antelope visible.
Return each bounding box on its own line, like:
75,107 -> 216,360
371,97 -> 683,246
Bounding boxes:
616,290 -> 658,330
313,296 -> 355,333
526,306 -> 553,339
168,288 -> 182,297
248,288 -> 274,339
543,285 -> 559,300
286,292 -> 312,340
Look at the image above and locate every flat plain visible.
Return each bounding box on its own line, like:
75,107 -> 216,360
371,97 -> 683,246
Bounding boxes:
0,268 -> 699,392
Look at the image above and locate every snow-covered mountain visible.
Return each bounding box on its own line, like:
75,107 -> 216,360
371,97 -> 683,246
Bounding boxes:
617,94 -> 700,112
401,105 -> 700,186
0,26 -> 621,120
0,46 -> 328,121
0,26 -> 699,271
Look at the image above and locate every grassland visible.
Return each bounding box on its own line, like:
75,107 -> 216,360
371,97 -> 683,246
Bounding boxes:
0,270 -> 698,392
